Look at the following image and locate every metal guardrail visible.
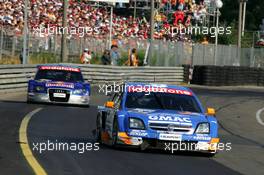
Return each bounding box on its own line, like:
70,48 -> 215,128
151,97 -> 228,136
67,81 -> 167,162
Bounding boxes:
0,64 -> 185,93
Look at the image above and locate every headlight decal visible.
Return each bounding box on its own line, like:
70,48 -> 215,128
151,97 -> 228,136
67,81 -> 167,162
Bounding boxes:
73,89 -> 86,95
35,86 -> 45,92
195,123 -> 210,134
129,118 -> 145,130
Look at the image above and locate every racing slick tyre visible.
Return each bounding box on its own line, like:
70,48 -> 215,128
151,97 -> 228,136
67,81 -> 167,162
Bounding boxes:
95,114 -> 102,143
26,97 -> 32,104
206,152 -> 217,157
111,118 -> 118,147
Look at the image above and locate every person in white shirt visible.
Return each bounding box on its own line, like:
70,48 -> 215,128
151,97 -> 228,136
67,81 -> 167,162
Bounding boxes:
80,48 -> 92,64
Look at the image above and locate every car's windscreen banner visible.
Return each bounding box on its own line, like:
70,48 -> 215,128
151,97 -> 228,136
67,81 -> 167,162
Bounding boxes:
39,66 -> 80,72
127,86 -> 192,96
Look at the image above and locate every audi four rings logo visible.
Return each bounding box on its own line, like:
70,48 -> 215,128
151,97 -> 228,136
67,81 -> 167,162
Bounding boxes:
55,90 -> 64,93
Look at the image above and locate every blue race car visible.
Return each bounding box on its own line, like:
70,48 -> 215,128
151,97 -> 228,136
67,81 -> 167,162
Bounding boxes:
96,83 -> 219,154
27,64 -> 90,106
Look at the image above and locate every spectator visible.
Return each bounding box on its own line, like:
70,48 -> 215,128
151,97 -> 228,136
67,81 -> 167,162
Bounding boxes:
185,15 -> 192,27
127,48 -> 139,67
80,48 -> 92,64
173,10 -> 185,26
101,50 -> 111,65
19,48 -> 29,64
201,37 -> 209,45
178,0 -> 185,10
19,49 -> 23,64
110,45 -> 120,66
171,0 -> 177,10
0,0 -> 209,42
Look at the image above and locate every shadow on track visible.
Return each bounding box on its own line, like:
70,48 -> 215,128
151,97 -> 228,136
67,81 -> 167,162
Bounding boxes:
0,100 -> 91,108
0,100 -> 27,104
27,101 -> 91,108
99,144 -> 215,158
88,129 -> 215,158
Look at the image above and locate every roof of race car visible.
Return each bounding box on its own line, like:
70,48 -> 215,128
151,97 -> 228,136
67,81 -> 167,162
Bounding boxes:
125,82 -> 191,91
37,64 -> 80,69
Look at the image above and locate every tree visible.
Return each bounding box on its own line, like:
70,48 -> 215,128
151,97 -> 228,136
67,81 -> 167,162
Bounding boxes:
221,0 -> 264,31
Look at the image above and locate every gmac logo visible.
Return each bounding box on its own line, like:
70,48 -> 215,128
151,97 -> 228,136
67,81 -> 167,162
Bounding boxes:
148,115 -> 191,123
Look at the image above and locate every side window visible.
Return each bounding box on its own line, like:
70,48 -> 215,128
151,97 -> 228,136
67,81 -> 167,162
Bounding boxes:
110,93 -> 117,102
115,93 -> 123,109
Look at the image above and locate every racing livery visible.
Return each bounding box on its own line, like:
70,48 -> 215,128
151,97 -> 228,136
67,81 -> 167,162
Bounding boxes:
27,64 -> 90,106
96,83 -> 219,154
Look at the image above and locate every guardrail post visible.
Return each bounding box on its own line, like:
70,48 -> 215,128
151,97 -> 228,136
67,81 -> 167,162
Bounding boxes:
0,27 -> 3,61
11,36 -> 16,57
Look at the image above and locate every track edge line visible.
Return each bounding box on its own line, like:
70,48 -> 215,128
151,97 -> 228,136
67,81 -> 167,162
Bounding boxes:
19,108 -> 47,175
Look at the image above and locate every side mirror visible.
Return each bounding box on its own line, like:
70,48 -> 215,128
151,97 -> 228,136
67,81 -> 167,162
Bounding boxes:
207,108 -> 216,116
26,74 -> 33,79
106,92 -> 114,97
105,101 -> 114,108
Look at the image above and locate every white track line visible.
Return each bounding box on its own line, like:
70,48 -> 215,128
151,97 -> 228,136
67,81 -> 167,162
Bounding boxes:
256,108 -> 264,126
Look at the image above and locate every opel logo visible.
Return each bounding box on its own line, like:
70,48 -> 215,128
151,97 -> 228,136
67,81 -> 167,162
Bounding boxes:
167,124 -> 175,131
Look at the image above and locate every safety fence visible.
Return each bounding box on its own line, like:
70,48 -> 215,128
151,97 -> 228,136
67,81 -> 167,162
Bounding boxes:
1,32 -> 264,67
0,64 -> 185,93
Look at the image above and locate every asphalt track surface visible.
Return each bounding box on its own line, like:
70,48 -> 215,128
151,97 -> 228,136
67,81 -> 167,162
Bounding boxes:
0,86 -> 264,175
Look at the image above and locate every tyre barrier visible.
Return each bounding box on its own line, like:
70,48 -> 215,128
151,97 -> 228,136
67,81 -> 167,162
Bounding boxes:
191,65 -> 264,86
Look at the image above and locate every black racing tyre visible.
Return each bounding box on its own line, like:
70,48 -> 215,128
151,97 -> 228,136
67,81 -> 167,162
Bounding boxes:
96,114 -> 102,143
26,97 -> 32,104
111,118 -> 118,147
205,151 -> 217,157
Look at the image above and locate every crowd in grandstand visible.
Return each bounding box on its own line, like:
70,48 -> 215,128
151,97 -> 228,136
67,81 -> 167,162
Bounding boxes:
0,0 -> 209,42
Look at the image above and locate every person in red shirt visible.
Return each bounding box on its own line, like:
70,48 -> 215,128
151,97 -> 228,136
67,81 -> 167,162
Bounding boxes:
162,0 -> 168,4
173,10 -> 185,26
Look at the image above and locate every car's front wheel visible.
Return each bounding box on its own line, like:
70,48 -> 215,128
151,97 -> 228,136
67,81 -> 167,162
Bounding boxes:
95,114 -> 102,143
111,118 -> 118,147
26,96 -> 32,104
205,151 -> 217,157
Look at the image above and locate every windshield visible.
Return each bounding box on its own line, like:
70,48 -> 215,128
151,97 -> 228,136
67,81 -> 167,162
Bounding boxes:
125,92 -> 202,113
35,69 -> 84,82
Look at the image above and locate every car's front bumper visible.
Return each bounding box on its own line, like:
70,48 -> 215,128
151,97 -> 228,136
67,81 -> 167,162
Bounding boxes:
117,132 -> 219,152
27,92 -> 90,105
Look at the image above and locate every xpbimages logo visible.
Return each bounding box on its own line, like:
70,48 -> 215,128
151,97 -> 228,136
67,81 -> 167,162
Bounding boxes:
98,82 -> 156,96
164,142 -> 232,154
32,25 -> 99,37
32,140 -> 100,154
167,26 -> 232,38
98,82 -> 192,96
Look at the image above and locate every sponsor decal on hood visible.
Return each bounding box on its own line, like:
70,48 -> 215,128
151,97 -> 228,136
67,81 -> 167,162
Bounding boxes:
46,82 -> 74,89
128,108 -> 156,114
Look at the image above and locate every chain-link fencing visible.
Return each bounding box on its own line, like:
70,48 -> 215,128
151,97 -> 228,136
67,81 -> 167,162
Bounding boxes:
0,30 -> 263,67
